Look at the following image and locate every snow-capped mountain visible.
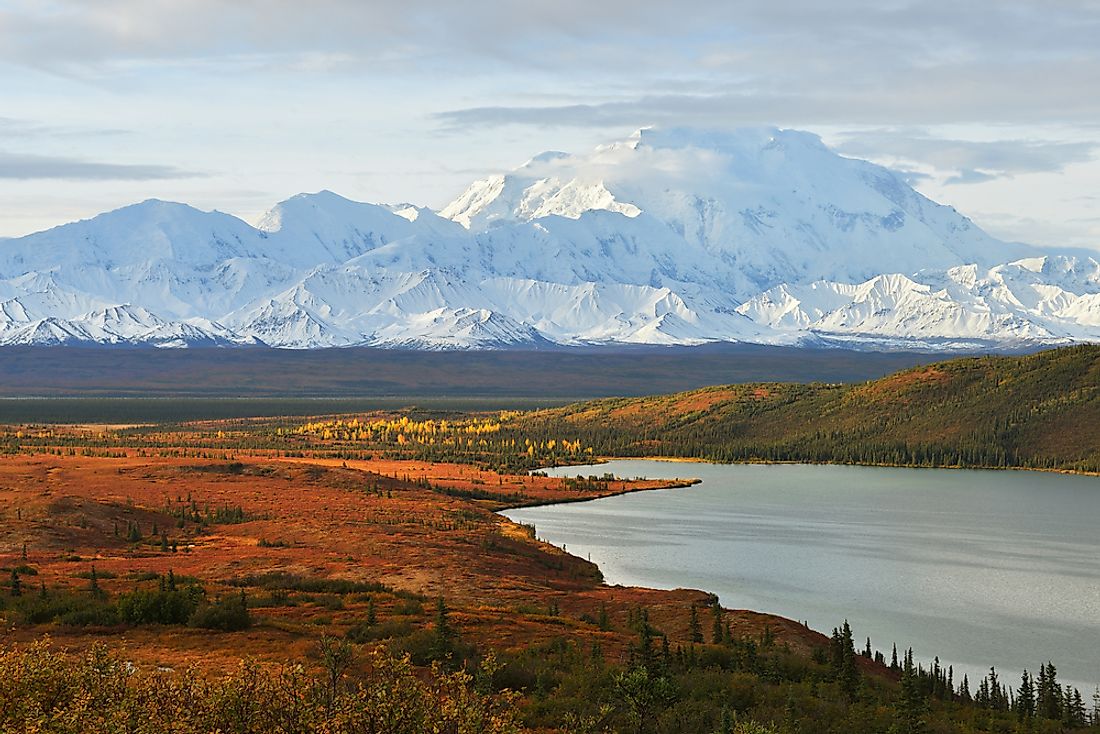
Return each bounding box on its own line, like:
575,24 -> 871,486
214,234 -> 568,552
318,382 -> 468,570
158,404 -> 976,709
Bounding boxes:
0,127 -> 1096,350
737,256 -> 1100,349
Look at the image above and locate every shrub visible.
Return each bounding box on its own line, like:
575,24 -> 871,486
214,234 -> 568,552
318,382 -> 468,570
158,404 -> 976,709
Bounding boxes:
346,619 -> 413,643
188,592 -> 251,631
117,587 -> 202,625
0,641 -> 523,733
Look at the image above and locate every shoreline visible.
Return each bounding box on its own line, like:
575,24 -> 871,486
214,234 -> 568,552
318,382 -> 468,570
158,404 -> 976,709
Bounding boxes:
536,455 -> 1100,478
499,477 -> 701,511
505,457 -> 1100,693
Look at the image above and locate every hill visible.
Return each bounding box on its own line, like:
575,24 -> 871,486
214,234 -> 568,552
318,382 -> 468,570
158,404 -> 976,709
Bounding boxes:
511,345 -> 1100,472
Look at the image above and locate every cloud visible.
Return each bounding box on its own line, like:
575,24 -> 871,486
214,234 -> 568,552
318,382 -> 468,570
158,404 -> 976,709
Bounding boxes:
433,57 -> 1100,129
0,151 -> 201,181
834,130 -> 1097,184
944,169 -> 998,186
2,1 -> 1098,138
0,117 -> 132,139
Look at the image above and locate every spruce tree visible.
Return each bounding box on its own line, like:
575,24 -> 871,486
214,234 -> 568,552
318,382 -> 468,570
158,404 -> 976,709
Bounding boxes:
896,648 -> 927,734
832,620 -> 858,699
636,609 -> 656,672
1038,662 -> 1062,720
688,604 -> 703,643
88,565 -> 103,598
711,603 -> 724,645
432,596 -> 453,659
1017,670 -> 1035,721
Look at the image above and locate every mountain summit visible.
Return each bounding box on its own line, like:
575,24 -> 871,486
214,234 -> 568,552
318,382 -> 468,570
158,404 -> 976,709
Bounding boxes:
0,127 -> 1096,349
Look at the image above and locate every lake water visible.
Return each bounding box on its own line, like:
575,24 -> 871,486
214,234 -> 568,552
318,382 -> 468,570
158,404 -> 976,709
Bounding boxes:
503,461 -> 1100,692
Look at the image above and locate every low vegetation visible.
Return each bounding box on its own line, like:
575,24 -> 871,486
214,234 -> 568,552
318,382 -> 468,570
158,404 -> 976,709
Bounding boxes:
0,640 -> 522,734
506,345 -> 1100,473
0,346 -> 1098,732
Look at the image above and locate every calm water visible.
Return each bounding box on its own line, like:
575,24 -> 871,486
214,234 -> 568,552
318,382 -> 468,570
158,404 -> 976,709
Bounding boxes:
504,461 -> 1100,691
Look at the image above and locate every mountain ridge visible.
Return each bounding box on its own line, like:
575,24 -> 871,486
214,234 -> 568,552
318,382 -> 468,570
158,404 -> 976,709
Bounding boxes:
0,127 -> 1096,350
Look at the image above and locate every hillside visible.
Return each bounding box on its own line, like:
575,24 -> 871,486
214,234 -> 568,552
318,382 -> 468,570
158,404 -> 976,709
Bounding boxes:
510,345 -> 1100,472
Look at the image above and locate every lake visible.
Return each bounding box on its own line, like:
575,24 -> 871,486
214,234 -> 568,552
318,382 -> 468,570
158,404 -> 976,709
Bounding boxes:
503,460 -> 1100,692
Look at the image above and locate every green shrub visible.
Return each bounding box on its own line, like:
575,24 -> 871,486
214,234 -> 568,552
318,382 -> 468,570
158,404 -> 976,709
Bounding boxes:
346,618 -> 413,643
188,592 -> 251,631
117,587 -> 202,625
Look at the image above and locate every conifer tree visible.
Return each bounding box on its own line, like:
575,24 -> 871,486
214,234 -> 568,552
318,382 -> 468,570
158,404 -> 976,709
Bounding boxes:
88,565 -> 103,598
688,604 -> 703,643
711,603 -> 724,645
1037,662 -> 1062,720
830,620 -> 859,699
1017,670 -> 1035,721
635,608 -> 657,672
1063,686 -> 1086,728
896,648 -> 927,734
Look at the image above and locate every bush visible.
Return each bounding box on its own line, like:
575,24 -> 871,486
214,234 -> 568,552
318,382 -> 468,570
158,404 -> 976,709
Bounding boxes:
57,604 -> 120,627
346,619 -> 413,643
0,641 -> 523,733
393,599 -> 424,616
117,587 -> 202,625
11,590 -> 117,627
310,594 -> 344,611
393,629 -> 478,669
229,572 -> 396,596
188,592 -> 251,631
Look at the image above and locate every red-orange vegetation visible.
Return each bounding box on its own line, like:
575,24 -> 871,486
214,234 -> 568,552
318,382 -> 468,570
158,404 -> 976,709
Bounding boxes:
0,448 -> 834,676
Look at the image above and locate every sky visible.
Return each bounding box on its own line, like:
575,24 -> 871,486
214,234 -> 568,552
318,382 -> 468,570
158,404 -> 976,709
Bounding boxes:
0,0 -> 1097,250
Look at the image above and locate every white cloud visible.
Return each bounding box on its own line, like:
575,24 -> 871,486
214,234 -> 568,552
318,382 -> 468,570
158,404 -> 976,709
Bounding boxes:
0,151 -> 200,180
0,0 -> 1096,248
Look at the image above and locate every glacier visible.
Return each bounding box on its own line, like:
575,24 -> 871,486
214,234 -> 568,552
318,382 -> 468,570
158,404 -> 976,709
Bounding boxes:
0,127 -> 1096,350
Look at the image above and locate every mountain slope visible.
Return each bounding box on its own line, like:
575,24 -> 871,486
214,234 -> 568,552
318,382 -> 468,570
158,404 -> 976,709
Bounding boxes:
736,256 -> 1100,349
442,127 -> 1031,291
0,127 -> 1096,350
509,345 -> 1100,472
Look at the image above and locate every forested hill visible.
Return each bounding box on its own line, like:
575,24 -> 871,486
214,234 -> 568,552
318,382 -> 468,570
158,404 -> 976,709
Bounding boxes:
511,345 -> 1100,473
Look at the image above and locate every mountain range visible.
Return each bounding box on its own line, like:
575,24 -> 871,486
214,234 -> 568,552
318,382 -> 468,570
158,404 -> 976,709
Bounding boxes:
1,127 -> 1097,350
